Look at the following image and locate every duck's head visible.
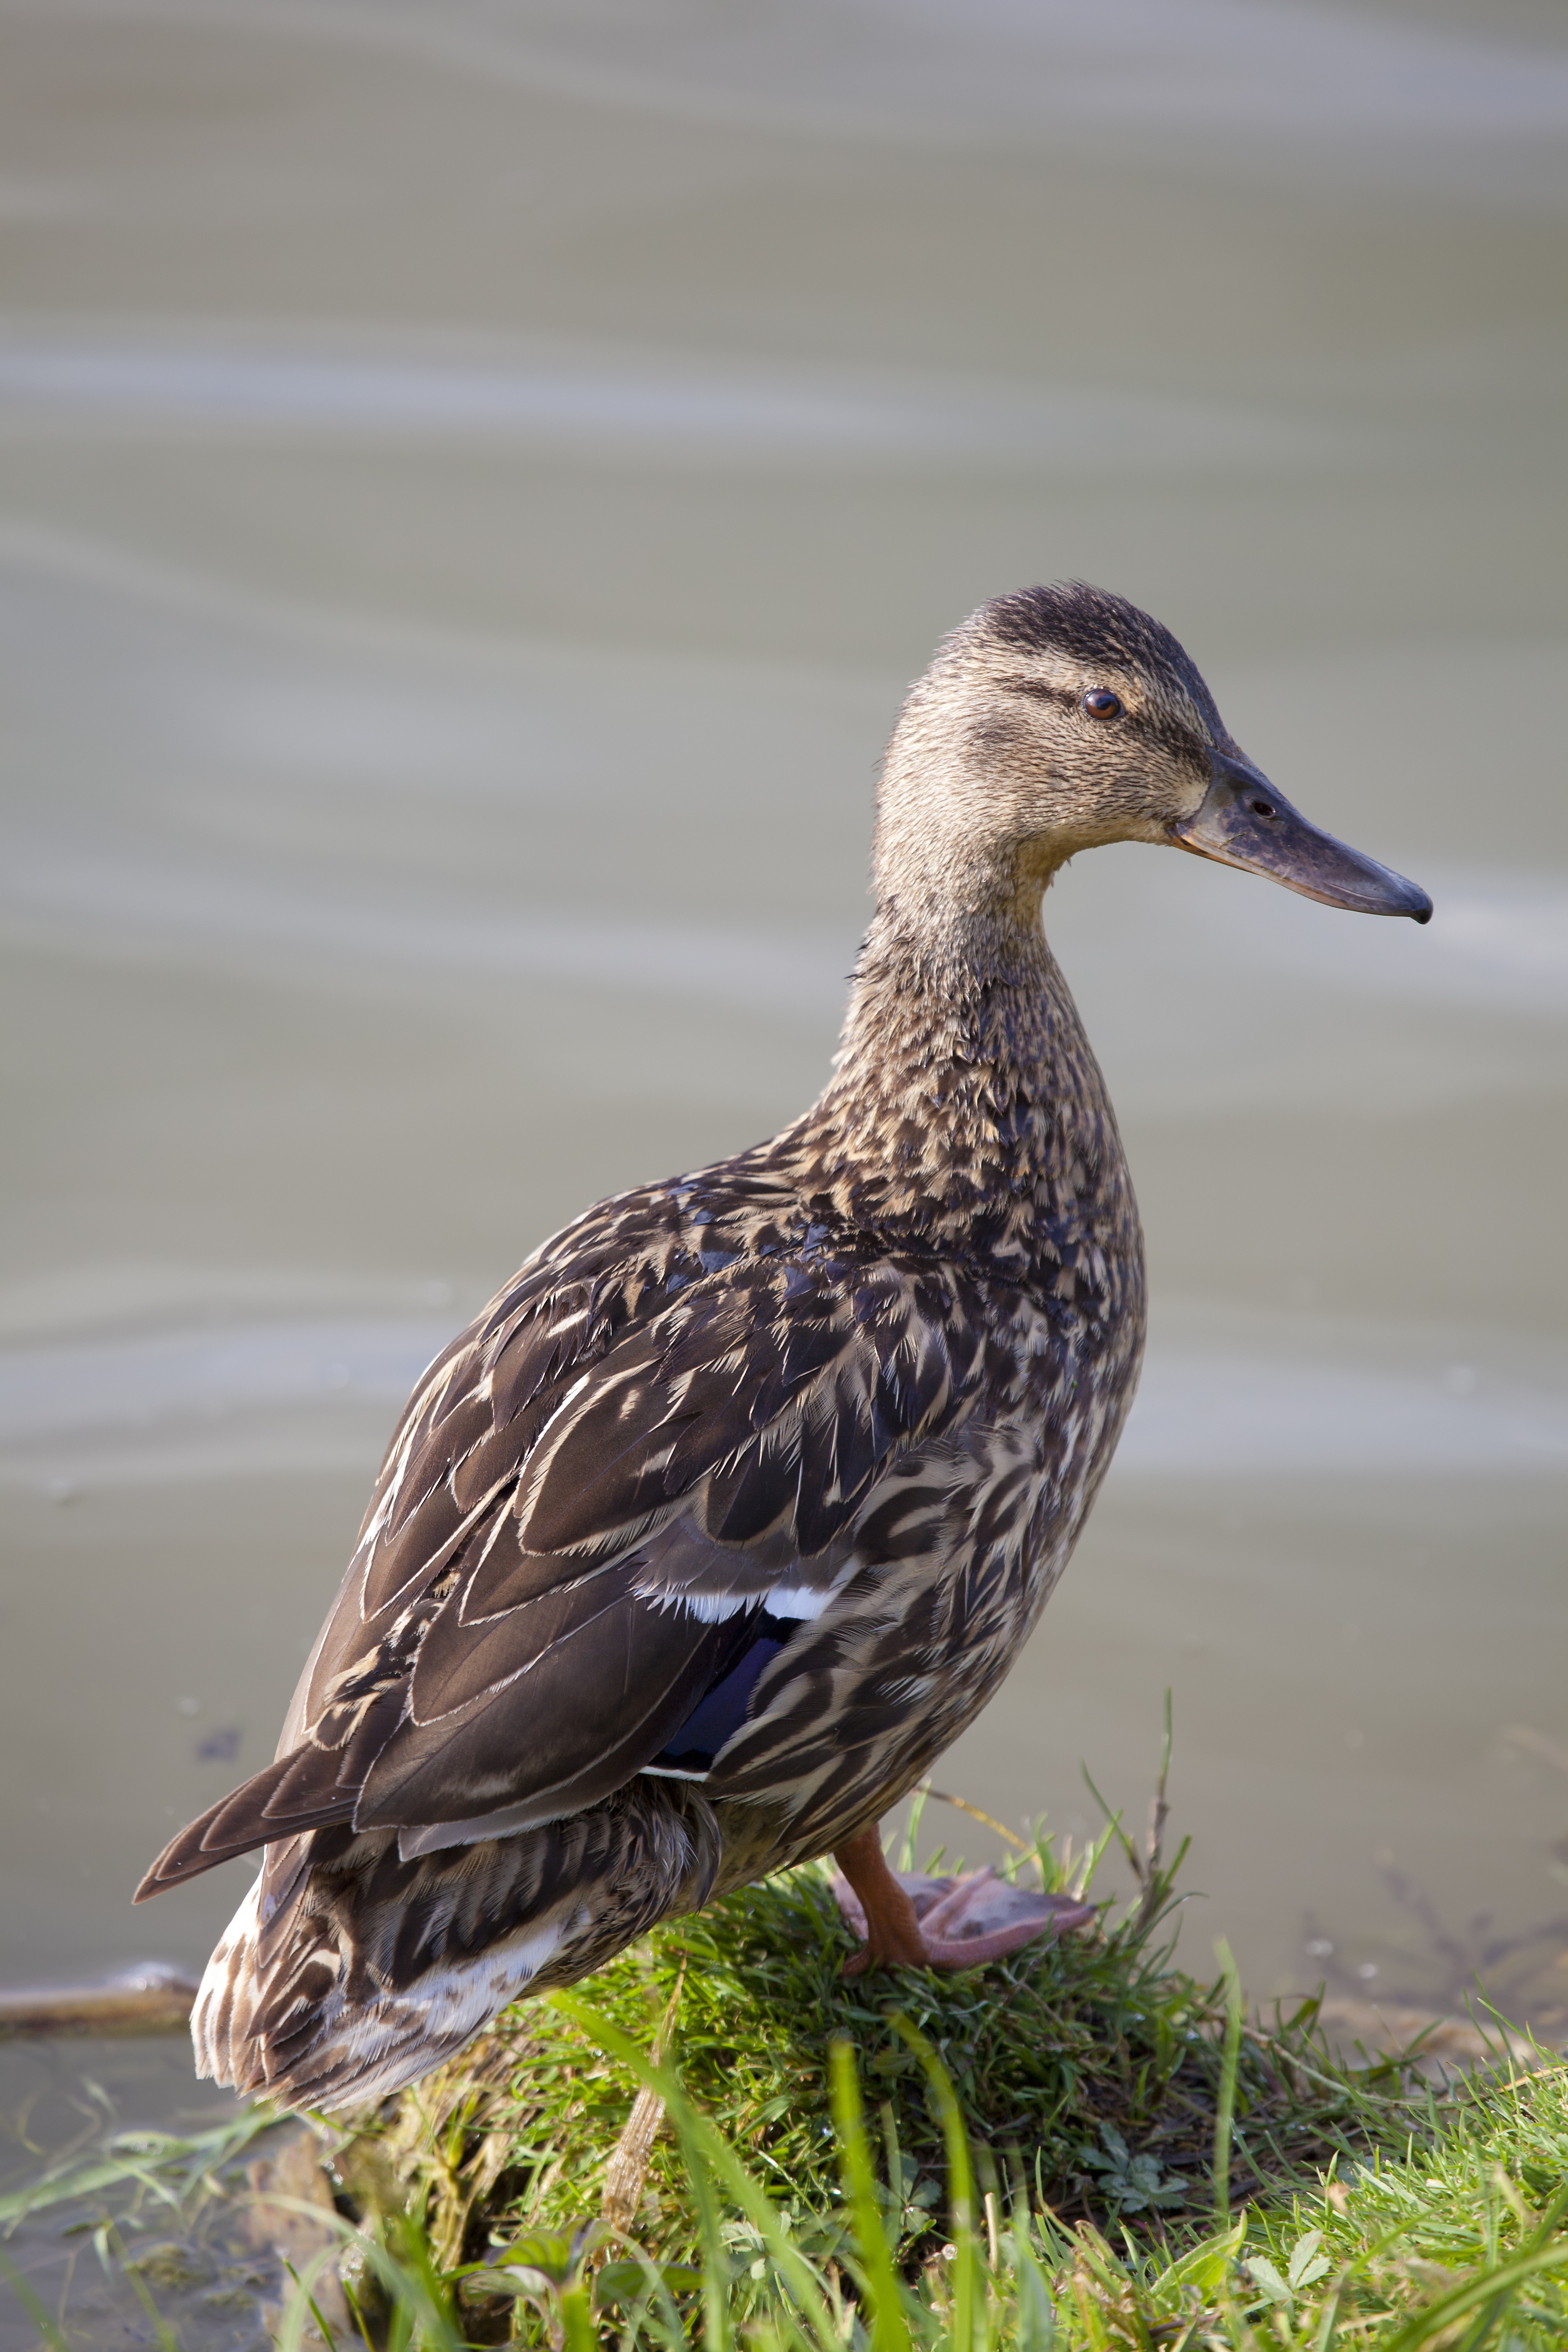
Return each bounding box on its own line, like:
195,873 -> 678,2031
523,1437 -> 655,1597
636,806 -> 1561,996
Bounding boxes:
875,581 -> 1431,938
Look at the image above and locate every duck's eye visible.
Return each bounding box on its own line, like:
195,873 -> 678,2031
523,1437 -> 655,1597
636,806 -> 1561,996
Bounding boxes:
1081,689 -> 1122,720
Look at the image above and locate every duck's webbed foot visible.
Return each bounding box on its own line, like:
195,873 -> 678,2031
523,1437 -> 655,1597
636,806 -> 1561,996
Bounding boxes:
830,1825 -> 1096,1977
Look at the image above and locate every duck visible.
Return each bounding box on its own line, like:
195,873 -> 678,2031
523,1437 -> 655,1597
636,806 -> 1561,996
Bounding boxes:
135,582 -> 1430,2114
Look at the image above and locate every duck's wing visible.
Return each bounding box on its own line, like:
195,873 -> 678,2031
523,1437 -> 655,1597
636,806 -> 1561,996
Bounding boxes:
135,1207 -> 997,1900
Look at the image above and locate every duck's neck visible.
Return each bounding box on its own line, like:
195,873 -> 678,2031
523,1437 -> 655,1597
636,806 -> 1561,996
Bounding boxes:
787,898 -> 1136,1270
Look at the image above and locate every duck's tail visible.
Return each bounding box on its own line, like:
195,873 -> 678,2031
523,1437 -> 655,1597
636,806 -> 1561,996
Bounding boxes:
193,1785 -> 722,2114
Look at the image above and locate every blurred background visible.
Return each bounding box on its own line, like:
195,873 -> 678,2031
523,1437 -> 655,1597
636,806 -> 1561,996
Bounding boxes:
1,0 -> 1566,2052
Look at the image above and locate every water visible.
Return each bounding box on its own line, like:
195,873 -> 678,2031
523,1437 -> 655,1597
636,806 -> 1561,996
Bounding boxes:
0,2034 -> 278,2352
2,0 -> 1566,2067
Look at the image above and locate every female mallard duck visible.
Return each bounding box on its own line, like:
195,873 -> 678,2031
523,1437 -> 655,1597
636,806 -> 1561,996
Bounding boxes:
137,583 -> 1429,2112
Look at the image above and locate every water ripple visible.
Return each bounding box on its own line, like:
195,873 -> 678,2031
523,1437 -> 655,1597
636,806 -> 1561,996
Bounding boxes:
0,330 -> 1324,473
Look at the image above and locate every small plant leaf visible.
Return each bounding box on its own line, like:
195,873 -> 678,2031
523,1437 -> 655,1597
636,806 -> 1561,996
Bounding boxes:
593,2259 -> 703,2308
1245,2254 -> 1293,2305
1287,2229 -> 1330,2292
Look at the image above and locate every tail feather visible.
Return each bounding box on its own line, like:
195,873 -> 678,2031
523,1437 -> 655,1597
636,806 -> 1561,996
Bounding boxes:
190,1783 -> 722,2113
134,1750 -> 357,1901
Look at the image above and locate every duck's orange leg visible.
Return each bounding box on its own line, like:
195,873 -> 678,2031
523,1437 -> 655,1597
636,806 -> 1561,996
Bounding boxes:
831,1824 -> 1096,1977
833,1826 -> 936,1975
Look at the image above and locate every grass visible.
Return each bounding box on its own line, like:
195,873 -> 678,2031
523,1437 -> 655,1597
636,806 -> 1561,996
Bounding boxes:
0,2100 -> 283,2352
299,1993 -> 1568,2352
9,2015 -> 1566,2352
5,1760 -> 1565,2352
346,1786 -> 1438,2292
302,1764 -> 1564,2350
0,2106 -> 276,2235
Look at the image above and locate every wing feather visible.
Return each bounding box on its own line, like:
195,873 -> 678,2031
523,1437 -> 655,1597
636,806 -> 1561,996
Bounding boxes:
140,1177 -> 1014,1901
353,1578 -> 755,1831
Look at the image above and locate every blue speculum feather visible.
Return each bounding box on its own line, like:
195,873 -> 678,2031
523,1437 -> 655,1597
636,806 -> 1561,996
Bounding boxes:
654,1621 -> 793,1771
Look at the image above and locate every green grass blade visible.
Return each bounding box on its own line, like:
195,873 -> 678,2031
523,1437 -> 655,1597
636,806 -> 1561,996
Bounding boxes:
672,2095 -> 734,2352
278,2247 -> 346,2352
111,2231 -> 184,2352
1380,2235 -> 1568,2352
1373,2182 -> 1568,2352
549,1988 -> 838,2352
0,2106 -> 276,2226
0,2243 -> 74,2352
282,2257 -> 341,2352
1006,2221 -> 1057,2352
559,2280 -> 598,2352
828,2035 -> 910,2352
252,2193 -> 467,2352
889,2013 -> 980,2352
1212,1940 -> 1244,2223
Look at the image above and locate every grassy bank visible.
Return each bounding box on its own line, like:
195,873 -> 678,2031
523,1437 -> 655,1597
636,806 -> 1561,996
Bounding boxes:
297,1797 -> 1565,2351
5,1794 -> 1565,2352
360,1844 -> 1425,2277
373,2003 -> 1561,2352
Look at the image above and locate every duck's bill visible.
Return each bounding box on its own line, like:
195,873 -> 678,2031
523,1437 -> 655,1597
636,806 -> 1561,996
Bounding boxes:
1171,752 -> 1432,922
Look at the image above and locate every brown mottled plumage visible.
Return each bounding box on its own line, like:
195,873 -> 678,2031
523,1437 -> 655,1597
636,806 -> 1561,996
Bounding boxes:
136,584 -> 1430,2112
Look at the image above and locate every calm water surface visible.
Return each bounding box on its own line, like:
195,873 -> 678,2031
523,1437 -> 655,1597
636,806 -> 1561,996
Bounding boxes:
2,0 -> 1567,2071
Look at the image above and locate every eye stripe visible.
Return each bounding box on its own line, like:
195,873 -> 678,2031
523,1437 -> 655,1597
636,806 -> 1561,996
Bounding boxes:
1000,674 -> 1078,709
